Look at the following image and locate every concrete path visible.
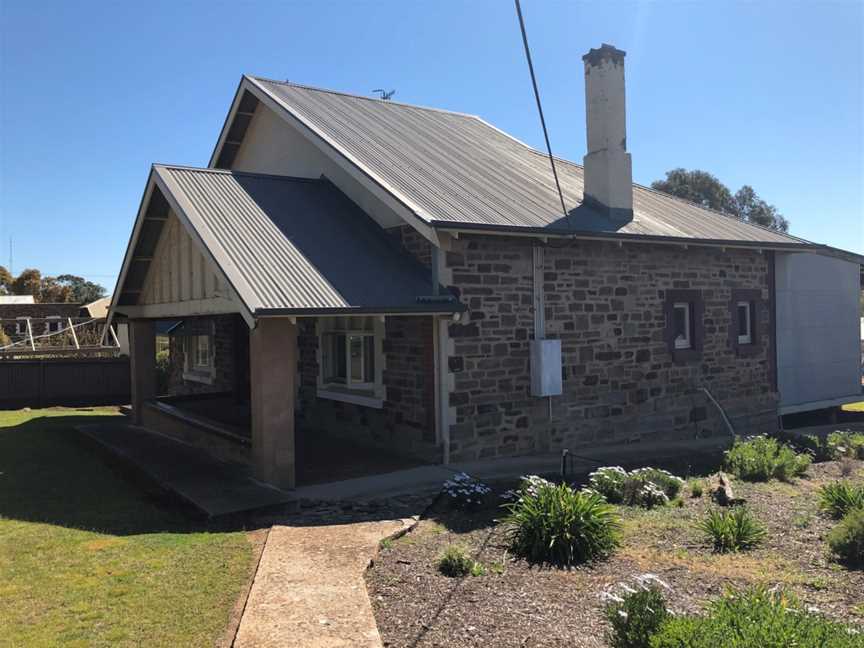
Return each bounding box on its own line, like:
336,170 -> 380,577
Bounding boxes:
234,517 -> 415,648
76,422 -> 294,517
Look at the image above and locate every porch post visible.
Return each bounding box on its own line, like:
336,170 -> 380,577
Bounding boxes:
129,319 -> 156,425
249,318 -> 297,489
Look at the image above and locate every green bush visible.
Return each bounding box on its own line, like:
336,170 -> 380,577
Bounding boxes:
650,586 -> 861,648
688,479 -> 704,498
502,480 -> 620,566
155,349 -> 171,395
828,431 -> 864,461
828,508 -> 864,568
605,586 -> 669,648
697,506 -> 766,553
589,466 -> 684,508
724,435 -> 810,482
436,545 -> 475,577
819,481 -> 864,519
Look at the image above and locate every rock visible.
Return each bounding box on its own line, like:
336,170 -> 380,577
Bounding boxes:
711,471 -> 743,506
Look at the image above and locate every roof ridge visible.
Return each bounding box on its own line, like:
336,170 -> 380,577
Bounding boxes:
154,163 -> 323,184
250,76 -> 483,120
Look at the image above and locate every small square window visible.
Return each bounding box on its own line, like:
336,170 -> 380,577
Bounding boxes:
672,302 -> 692,350
736,301 -> 752,345
46,318 -> 61,334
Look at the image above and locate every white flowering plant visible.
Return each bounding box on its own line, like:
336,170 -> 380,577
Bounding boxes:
602,574 -> 672,648
589,466 -> 684,508
442,472 -> 492,510
500,474 -> 554,503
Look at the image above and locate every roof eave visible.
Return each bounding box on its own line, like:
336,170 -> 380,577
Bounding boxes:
254,303 -> 467,318
430,220 -> 826,252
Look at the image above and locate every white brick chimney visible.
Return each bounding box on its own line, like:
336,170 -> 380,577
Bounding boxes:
582,44 -> 633,223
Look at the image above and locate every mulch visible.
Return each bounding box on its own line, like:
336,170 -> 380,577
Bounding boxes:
366,460 -> 864,647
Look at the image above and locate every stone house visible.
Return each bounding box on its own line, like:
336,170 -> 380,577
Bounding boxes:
107,44 -> 863,490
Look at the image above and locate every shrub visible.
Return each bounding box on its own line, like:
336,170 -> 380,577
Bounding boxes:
819,481 -> 864,519
651,586 -> 861,648
723,435 -> 810,482
155,349 -> 170,394
436,545 -> 475,577
605,585 -> 669,648
589,466 -> 684,508
502,479 -> 620,566
697,506 -> 766,553
441,472 -> 491,510
828,508 -> 864,568
688,479 -> 704,498
828,431 -> 864,461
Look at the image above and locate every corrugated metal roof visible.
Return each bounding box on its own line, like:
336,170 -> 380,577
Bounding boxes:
153,165 -> 460,315
249,77 -> 814,247
0,295 -> 36,304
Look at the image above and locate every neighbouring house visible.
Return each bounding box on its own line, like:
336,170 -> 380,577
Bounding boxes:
106,44 -> 863,490
0,300 -> 85,342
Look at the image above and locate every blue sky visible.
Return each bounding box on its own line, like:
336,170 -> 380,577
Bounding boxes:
1,0 -> 862,291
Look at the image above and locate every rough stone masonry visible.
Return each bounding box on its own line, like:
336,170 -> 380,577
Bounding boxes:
441,234 -> 777,462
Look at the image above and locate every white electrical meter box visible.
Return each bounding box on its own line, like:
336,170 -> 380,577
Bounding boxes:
530,339 -> 562,397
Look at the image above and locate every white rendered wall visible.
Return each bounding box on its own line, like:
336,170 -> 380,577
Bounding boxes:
776,252 -> 862,412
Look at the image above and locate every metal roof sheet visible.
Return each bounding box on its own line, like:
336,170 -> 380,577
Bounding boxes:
250,77 -> 814,247
153,165 -> 459,315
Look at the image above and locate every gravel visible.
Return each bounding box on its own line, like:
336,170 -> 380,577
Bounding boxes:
366,460 -> 864,647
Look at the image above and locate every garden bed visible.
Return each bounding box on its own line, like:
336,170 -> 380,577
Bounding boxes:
366,459 -> 864,647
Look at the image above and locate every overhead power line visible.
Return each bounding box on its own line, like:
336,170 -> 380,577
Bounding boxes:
514,0 -> 571,228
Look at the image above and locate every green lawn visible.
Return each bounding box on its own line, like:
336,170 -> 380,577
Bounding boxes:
0,407 -> 256,647
842,401 -> 864,413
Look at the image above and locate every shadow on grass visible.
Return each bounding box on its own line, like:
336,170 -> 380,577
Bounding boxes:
0,414 -> 248,535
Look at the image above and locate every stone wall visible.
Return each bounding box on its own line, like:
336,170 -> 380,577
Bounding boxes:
388,225 -> 433,269
297,316 -> 439,462
443,234 -> 777,462
165,314 -> 241,396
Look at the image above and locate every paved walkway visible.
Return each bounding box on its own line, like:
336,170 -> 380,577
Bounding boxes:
234,517 -> 417,648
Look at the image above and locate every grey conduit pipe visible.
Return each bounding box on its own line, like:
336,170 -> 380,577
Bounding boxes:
700,387 -> 736,438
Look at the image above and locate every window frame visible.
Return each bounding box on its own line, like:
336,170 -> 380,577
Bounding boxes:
664,289 -> 704,363
182,323 -> 215,384
15,317 -> 28,336
317,316 -> 385,408
736,301 -> 752,345
672,302 -> 692,350
729,288 -> 762,357
45,316 -> 62,334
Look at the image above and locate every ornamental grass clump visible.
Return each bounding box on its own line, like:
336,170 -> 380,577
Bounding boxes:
723,435 -> 810,482
651,586 -> 861,648
602,575 -> 671,648
819,481 -> 864,520
588,466 -> 684,508
502,478 -> 620,567
827,431 -> 864,461
698,506 -> 766,553
827,508 -> 864,568
436,545 -> 476,577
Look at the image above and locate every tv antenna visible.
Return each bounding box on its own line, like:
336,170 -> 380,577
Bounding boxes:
372,88 -> 396,101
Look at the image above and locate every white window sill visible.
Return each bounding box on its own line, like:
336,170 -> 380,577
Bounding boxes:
317,388 -> 384,409
183,370 -> 214,385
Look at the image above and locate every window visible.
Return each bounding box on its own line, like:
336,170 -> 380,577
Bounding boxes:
729,289 -> 761,356
46,317 -> 62,334
318,316 -> 384,407
665,289 -> 704,362
195,335 -> 211,369
672,302 -> 692,349
736,301 -> 752,345
15,317 -> 28,336
182,324 -> 215,384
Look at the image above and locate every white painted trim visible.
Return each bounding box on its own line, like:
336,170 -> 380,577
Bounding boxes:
182,370 -> 215,385
116,297 -> 241,319
316,389 -> 384,409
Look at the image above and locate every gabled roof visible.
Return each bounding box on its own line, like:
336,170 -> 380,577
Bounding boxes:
210,76 -> 822,251
115,165 -> 460,320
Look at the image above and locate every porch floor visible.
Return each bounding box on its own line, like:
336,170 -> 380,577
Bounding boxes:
75,422 -> 294,517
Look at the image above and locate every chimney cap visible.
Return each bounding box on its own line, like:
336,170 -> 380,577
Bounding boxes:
582,43 -> 626,66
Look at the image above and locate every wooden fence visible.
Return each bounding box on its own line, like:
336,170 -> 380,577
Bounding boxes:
0,357 -> 130,409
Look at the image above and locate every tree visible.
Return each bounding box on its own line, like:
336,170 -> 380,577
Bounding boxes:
0,266 -> 11,294
39,276 -> 74,303
651,168 -> 789,232
11,269 -> 42,299
56,274 -> 107,304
